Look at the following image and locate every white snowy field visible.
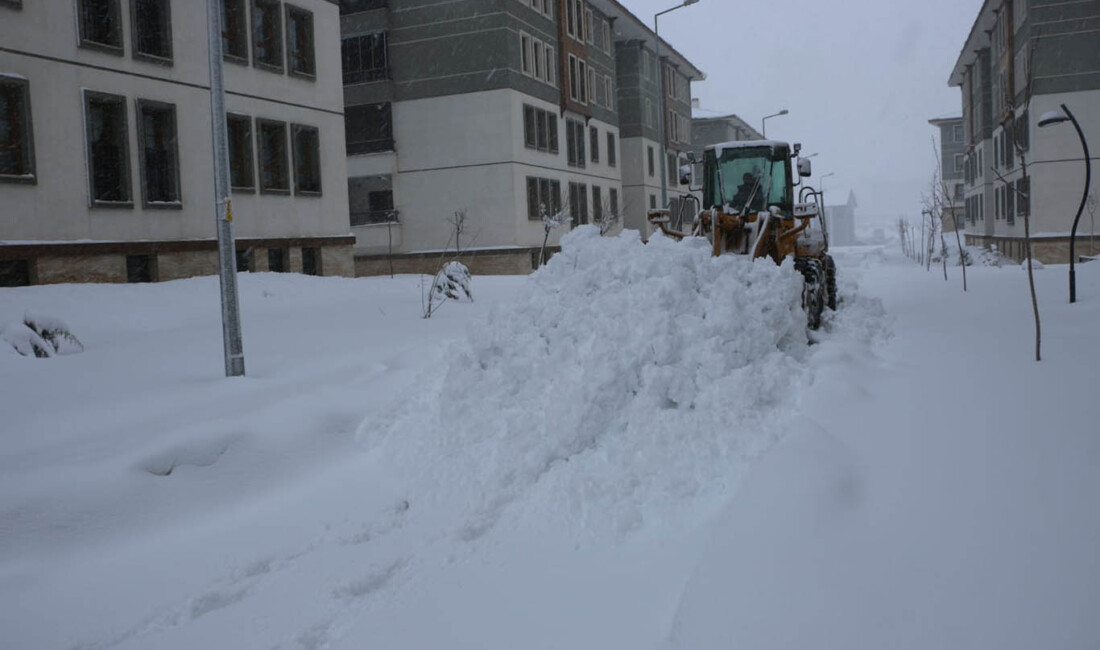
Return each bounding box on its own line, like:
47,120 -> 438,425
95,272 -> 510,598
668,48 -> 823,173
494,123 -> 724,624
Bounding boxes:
1,228 -> 1098,650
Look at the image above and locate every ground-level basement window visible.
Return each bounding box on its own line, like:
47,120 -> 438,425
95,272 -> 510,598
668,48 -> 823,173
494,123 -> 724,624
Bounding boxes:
0,76 -> 36,183
126,255 -> 155,283
301,247 -> 321,276
268,248 -> 287,272
0,259 -> 32,286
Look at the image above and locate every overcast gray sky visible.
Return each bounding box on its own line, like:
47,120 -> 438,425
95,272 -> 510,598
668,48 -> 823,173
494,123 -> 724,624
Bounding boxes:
620,0 -> 983,224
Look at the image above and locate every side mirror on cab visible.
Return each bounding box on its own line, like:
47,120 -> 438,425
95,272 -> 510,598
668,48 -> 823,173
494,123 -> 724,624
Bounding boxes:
679,164 -> 693,186
797,157 -> 812,178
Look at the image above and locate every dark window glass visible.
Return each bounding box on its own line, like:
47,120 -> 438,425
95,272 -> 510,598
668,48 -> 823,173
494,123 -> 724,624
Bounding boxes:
607,132 -> 616,167
257,119 -> 289,192
0,260 -> 32,287
590,126 -> 598,163
222,0 -> 249,61
137,100 -> 180,205
301,247 -> 321,275
286,5 -> 315,77
523,105 -> 536,149
341,32 -> 388,83
647,146 -> 655,176
78,0 -> 123,51
227,114 -> 254,190
566,119 -> 585,168
292,124 -> 321,194
668,153 -> 677,183
268,248 -> 287,272
609,187 -> 618,216
339,0 -> 386,14
526,176 -> 561,220
133,0 -> 173,61
252,0 -> 283,71
548,114 -> 558,154
85,91 -> 131,205
527,176 -> 540,219
0,78 -> 35,182
592,185 -> 602,220
569,182 -> 588,226
126,255 -> 154,282
345,103 -> 393,154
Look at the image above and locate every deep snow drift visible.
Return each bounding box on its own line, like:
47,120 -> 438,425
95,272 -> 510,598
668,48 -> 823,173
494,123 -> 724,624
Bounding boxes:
2,230 -> 1099,650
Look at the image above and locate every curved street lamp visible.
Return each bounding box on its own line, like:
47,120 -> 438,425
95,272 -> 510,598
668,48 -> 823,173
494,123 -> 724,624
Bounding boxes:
654,0 -> 701,211
761,109 -> 788,138
1038,104 -> 1091,303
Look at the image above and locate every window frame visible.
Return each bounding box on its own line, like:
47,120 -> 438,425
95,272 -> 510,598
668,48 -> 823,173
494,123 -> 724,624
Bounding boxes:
223,0 -> 250,64
341,31 -> 389,84
291,123 -> 322,196
647,145 -> 655,177
606,131 -> 616,168
0,76 -> 36,185
77,0 -> 124,55
256,117 -> 290,194
251,0 -> 285,74
285,4 -> 316,79
130,0 -> 174,65
227,112 -> 255,192
83,89 -> 133,208
520,31 -> 533,76
135,98 -> 182,208
589,125 -> 598,164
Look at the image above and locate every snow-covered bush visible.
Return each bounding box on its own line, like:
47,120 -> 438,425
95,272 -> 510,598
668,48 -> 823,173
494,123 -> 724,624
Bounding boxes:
2,312 -> 84,358
975,245 -> 1009,267
432,261 -> 472,302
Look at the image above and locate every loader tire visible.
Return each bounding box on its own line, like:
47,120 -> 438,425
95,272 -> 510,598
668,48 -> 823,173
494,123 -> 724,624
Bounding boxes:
795,257 -> 825,331
824,254 -> 838,311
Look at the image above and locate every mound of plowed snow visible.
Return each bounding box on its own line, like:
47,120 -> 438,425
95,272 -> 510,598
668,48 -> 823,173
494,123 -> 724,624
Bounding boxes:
359,227 -> 812,537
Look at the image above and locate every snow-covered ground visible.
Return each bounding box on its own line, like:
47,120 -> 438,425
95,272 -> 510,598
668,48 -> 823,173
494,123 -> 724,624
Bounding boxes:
2,228 -> 1098,650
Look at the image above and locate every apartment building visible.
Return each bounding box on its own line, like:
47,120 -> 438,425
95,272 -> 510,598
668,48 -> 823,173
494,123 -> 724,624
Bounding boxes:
341,0 -> 703,275
949,0 -> 1100,263
690,112 -> 763,161
928,116 -> 966,232
0,0 -> 352,286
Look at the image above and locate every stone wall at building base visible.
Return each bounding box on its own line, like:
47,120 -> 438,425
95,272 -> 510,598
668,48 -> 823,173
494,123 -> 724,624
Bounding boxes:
355,246 -> 562,277
0,237 -> 356,286
964,234 -> 1099,265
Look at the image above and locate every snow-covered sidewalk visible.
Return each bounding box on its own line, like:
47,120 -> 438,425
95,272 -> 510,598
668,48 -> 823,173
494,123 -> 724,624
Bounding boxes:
2,233 -> 1098,650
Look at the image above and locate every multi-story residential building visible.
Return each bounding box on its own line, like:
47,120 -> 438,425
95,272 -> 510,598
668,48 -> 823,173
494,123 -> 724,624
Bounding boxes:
0,0 -> 353,286
690,112 -> 763,162
928,116 -> 966,232
342,0 -> 703,275
949,0 -> 1100,263
825,190 -> 858,247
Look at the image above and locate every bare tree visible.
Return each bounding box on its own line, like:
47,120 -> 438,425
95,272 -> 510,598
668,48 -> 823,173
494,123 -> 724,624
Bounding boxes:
538,195 -> 572,268
447,209 -> 468,256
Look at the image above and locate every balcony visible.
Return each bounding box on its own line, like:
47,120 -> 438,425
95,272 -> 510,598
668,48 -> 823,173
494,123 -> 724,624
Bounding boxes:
351,209 -> 399,227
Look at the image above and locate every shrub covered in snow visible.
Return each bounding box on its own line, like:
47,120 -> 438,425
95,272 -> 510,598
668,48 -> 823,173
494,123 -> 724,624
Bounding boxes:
975,246 -> 1010,267
1,312 -> 84,358
432,261 -> 473,302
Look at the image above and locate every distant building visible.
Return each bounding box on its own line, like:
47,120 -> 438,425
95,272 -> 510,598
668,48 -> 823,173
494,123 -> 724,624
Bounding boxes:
928,116 -> 966,232
690,112 -> 763,162
341,0 -> 704,275
825,190 -> 858,247
0,0 -> 354,286
948,0 -> 1100,263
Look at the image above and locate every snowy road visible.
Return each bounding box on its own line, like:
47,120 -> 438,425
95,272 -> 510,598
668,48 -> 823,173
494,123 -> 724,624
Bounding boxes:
2,234 -> 1098,649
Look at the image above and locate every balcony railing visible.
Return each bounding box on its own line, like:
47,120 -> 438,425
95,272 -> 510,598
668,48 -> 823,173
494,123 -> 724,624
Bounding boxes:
351,209 -> 399,227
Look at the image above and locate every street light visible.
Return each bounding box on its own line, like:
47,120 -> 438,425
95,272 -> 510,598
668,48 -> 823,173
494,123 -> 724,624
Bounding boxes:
761,109 -> 788,138
655,0 -> 701,211
1038,104 -> 1092,303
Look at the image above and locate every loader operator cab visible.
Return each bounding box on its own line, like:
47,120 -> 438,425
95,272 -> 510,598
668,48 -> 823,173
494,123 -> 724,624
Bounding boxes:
703,142 -> 793,217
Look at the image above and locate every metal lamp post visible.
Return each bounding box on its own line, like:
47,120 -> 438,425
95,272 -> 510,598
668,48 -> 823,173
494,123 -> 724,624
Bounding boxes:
761,109 -> 788,138
654,0 -> 700,211
1038,104 -> 1092,303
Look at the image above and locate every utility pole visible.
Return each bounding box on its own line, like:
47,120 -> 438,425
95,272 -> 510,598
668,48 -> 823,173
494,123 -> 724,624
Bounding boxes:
206,0 -> 245,376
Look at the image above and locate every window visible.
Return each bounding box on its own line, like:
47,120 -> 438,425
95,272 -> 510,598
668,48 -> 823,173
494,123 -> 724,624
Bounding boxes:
78,0 -> 123,53
641,49 -> 651,80
223,0 -> 249,62
606,132 -> 616,167
647,145 -> 654,177
526,176 -> 562,220
84,91 -> 131,206
1017,175 -> 1030,216
602,21 -> 611,54
126,255 -> 155,282
236,248 -> 253,272
566,0 -> 577,38
136,99 -> 180,207
954,153 -> 964,173
301,247 -> 321,275
1006,181 -> 1015,225
520,32 -> 533,75
953,124 -> 963,143
668,153 -> 677,184
523,105 -> 558,154
132,0 -> 173,62
227,113 -> 254,190
532,40 -> 544,80
566,118 -> 585,168
649,194 -> 656,210
585,8 -> 593,44
644,98 -> 655,128
268,248 -> 288,272
0,260 -> 33,287
587,67 -> 596,107
252,0 -> 283,72
0,76 -> 35,183
609,187 -> 618,216
592,185 -> 602,221
603,76 -> 613,110
257,118 -> 289,192
292,124 -> 321,195
568,55 -> 587,104
545,46 -> 556,87
342,32 -> 388,83
345,102 -> 393,154
590,126 -> 599,163
286,5 -> 315,77
569,182 -> 588,225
